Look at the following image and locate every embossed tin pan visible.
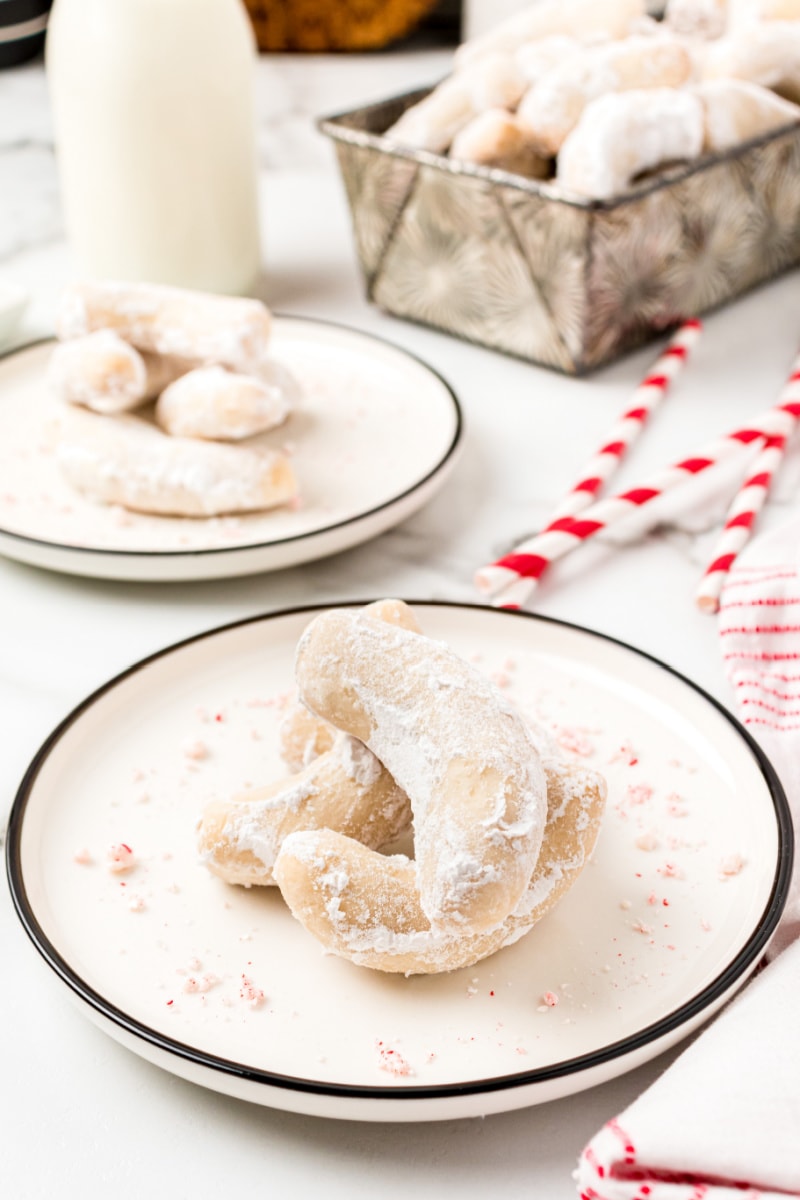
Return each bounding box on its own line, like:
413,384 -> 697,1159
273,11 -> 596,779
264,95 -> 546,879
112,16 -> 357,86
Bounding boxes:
320,86 -> 800,374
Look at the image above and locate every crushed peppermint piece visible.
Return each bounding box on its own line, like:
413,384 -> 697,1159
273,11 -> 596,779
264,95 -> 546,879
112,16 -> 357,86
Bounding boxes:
184,974 -> 219,994
626,783 -> 653,806
554,726 -> 595,757
128,895 -> 146,913
632,919 -> 653,935
107,843 -> 135,873
720,854 -> 745,877
542,991 -> 559,1007
375,1041 -> 414,1077
658,861 -> 680,878
619,899 -> 632,910
239,974 -> 266,1008
610,740 -> 638,766
73,848 -> 93,865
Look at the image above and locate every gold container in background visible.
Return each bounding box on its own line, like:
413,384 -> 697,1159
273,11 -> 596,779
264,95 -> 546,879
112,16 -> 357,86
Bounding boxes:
320,87 -> 800,374
243,0 -> 439,51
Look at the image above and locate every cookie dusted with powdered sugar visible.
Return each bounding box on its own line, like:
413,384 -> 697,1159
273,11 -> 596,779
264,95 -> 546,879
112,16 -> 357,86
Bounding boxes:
292,606 -> 548,935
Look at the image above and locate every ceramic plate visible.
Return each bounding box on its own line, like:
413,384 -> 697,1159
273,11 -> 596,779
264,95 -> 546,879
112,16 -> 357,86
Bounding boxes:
6,603 -> 791,1122
0,319 -> 462,580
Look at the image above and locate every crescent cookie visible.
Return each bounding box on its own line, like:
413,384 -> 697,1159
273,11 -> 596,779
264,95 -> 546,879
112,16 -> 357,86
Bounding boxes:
696,78 -> 800,149
454,0 -> 645,69
449,109 -> 550,177
279,599 -> 424,772
664,0 -> 728,39
155,362 -> 298,441
385,52 -> 528,154
57,280 -> 272,375
293,607 -> 548,934
517,35 -> 692,156
197,732 -> 412,887
198,600 -> 423,885
556,87 -> 704,199
703,22 -> 800,101
55,406 -> 296,517
273,755 -> 606,975
48,331 -> 149,415
728,0 -> 800,23
49,331 -> 193,414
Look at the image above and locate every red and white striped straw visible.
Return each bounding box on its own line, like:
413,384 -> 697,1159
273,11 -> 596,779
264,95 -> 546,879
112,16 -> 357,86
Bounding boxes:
476,386 -> 800,610
695,355 -> 800,614
549,319 -> 703,524
476,320 -> 703,601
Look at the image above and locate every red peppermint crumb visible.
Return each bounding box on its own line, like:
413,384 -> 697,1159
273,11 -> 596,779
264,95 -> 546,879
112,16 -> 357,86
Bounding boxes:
107,843 -> 135,873
375,1041 -> 414,1077
610,741 -> 638,766
239,974 -> 266,1008
555,727 -> 595,757
542,991 -> 559,1007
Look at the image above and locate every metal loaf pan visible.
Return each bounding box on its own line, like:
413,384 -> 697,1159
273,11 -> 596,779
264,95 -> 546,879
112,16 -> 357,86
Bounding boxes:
320,86 -> 800,374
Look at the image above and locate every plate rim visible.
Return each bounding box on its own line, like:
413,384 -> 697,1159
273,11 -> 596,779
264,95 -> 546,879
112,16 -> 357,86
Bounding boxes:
0,316 -> 464,561
5,600 -> 794,1102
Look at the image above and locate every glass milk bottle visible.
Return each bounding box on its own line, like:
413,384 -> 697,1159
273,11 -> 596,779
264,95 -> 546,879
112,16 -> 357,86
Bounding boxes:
46,0 -> 262,295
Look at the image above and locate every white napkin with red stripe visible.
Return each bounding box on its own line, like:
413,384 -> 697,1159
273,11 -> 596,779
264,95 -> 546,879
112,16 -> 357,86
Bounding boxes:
718,521 -> 800,956
576,518 -> 800,1200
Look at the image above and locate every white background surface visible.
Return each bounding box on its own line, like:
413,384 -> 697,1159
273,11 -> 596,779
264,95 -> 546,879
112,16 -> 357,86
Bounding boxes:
2,40 -> 799,1200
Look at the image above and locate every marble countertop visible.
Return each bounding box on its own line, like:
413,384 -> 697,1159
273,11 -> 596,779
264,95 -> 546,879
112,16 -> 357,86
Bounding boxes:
2,45 -> 799,1200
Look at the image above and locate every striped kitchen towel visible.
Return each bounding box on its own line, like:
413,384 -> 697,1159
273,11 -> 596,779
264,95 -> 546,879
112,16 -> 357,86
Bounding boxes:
718,517 -> 800,958
576,517 -> 800,1200
575,936 -> 800,1200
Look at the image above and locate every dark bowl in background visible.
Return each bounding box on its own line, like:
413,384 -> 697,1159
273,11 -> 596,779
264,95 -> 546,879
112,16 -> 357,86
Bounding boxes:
0,0 -> 52,69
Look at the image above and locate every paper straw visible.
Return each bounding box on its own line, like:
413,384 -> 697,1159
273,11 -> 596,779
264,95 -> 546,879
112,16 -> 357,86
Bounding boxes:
696,357 -> 800,613
549,319 -> 703,524
476,382 -> 800,609
475,321 -> 703,602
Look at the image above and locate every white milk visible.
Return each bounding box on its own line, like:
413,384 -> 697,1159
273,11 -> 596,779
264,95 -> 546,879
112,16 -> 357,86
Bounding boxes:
46,0 -> 262,295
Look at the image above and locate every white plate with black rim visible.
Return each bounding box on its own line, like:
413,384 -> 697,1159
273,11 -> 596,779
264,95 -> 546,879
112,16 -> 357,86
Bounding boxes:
0,317 -> 462,581
6,602 -> 792,1122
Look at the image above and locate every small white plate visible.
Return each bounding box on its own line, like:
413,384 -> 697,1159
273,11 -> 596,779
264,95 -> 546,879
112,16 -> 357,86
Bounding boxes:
6,603 -> 791,1122
0,318 -> 462,581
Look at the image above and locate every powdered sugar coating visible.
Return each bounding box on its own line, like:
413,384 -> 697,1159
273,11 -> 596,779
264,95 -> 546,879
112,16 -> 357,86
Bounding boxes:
556,87 -> 704,199
197,731 -> 411,887
294,609 -> 548,933
48,331 -> 148,415
55,406 -> 296,518
57,281 -> 272,375
274,754 -> 605,974
155,362 -> 296,442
